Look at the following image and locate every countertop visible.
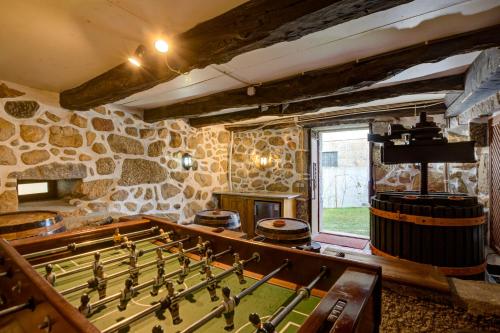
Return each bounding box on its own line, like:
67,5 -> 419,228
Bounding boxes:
213,191 -> 301,199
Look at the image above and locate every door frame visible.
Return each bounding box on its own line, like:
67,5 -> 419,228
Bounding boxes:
309,124 -> 371,238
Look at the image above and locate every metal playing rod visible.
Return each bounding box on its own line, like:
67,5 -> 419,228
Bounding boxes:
171,253 -> 259,305
89,247 -> 233,308
101,252 -> 258,333
181,259 -> 290,333
269,266 -> 327,328
0,297 -> 35,317
60,244 -> 209,296
24,227 -> 159,259
32,231 -> 174,269
56,237 -> 189,279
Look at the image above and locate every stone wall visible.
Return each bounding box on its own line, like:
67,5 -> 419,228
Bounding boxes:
0,81 -> 229,223
230,126 -> 310,220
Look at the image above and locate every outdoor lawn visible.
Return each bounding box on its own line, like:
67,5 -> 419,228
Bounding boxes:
322,207 -> 370,237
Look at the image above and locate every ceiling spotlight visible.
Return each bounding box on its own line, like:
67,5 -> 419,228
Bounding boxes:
247,86 -> 256,96
128,44 -> 146,67
128,56 -> 141,67
155,39 -> 169,53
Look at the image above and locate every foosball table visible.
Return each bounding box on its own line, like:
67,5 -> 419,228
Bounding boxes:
0,216 -> 381,333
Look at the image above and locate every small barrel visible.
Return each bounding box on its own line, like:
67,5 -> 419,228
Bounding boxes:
255,217 -> 311,245
370,191 -> 486,278
194,210 -> 241,230
0,210 -> 65,240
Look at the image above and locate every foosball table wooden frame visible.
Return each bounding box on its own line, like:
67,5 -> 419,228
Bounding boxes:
0,215 -> 382,333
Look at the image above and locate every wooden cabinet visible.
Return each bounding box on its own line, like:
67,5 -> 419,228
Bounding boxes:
218,192 -> 298,237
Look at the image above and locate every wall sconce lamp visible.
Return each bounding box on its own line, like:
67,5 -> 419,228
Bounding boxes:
258,155 -> 271,169
182,153 -> 193,170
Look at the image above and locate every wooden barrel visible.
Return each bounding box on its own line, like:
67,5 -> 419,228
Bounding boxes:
194,210 -> 241,230
370,192 -> 486,278
0,210 -> 65,240
255,218 -> 311,245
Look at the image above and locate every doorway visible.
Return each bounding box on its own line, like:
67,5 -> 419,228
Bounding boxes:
316,127 -> 370,238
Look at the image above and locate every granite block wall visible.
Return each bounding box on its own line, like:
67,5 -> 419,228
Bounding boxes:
0,81 -> 229,223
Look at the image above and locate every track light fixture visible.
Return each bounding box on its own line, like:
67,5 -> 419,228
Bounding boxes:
128,45 -> 147,67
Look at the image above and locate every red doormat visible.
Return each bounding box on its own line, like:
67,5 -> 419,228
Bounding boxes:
313,233 -> 369,250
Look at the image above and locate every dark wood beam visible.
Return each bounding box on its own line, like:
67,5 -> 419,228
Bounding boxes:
60,0 -> 411,110
189,75 -> 463,127
146,24 -> 500,122
225,101 -> 446,131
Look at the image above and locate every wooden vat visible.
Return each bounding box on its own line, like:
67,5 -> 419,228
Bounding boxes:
0,210 -> 65,240
194,209 -> 241,230
370,192 -> 486,278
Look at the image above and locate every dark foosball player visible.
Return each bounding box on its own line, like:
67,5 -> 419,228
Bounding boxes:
44,264 -> 56,286
233,253 -> 246,284
177,242 -> 185,265
92,251 -> 102,277
150,267 -> 165,296
113,228 -> 121,245
222,286 -> 237,331
177,257 -> 190,285
160,280 -> 182,325
128,255 -> 140,286
199,248 -> 214,277
155,247 -> 165,272
117,278 -> 136,311
78,293 -> 92,317
152,325 -> 164,333
129,242 -> 144,260
204,266 -> 218,302
249,313 -> 275,333
87,264 -> 107,299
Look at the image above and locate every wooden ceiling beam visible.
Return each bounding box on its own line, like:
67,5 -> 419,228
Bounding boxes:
59,0 -> 411,110
225,101 -> 446,132
188,75 -> 463,127
146,24 -> 500,122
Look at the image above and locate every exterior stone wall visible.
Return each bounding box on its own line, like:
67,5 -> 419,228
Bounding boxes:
0,81 -> 229,223
230,126 -> 310,220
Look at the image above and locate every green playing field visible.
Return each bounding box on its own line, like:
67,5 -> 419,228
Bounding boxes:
35,241 -> 320,333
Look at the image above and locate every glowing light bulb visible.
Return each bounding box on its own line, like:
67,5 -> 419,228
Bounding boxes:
155,39 -> 169,53
128,56 -> 141,67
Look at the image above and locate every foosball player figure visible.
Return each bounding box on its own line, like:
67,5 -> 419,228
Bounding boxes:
78,293 -> 92,317
156,247 -> 165,272
113,228 -> 121,245
199,248 -> 214,277
233,253 -> 246,284
158,228 -> 171,242
95,264 -> 107,299
152,325 -> 164,333
205,266 -> 218,302
120,236 -> 133,251
44,264 -> 56,286
177,242 -> 185,265
249,313 -> 275,333
177,257 -> 190,285
118,278 -> 136,311
222,286 -> 237,331
129,242 -> 144,260
92,251 -> 102,277
160,280 -> 182,325
129,255 -> 140,286
196,236 -> 206,255
150,267 -> 165,296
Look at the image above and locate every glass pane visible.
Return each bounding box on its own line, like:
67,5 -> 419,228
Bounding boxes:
18,182 -> 49,195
